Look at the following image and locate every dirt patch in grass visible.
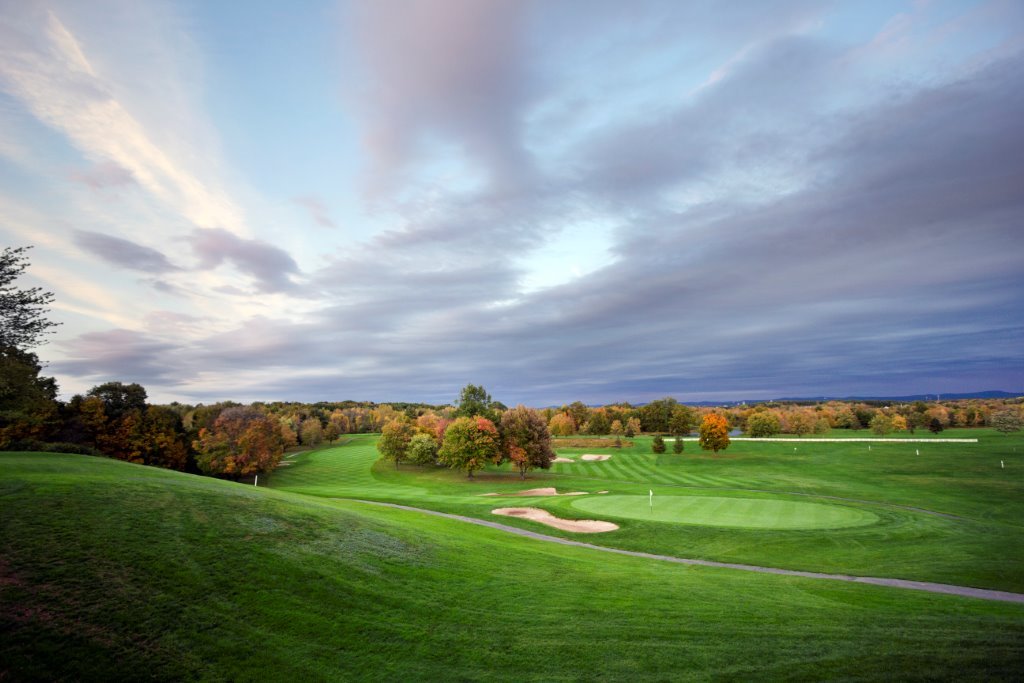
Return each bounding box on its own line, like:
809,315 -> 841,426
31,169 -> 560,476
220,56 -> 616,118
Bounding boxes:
491,507 -> 618,533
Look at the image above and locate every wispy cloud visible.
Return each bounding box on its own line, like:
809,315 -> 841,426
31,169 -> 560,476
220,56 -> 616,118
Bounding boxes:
73,230 -> 180,273
191,228 -> 301,293
0,4 -> 246,234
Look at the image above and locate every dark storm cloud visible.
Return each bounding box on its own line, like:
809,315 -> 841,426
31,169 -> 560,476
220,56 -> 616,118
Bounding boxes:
190,228 -> 300,293
73,230 -> 180,274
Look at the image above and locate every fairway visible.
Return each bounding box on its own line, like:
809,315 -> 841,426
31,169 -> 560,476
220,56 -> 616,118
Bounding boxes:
570,494 -> 880,529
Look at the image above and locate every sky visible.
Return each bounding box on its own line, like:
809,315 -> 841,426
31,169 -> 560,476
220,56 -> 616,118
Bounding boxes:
1,0 -> 1022,406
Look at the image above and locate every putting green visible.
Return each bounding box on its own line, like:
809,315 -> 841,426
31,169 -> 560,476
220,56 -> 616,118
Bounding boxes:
569,495 -> 878,530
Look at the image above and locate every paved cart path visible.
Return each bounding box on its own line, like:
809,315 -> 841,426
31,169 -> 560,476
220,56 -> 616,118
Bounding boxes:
351,499 -> 1024,605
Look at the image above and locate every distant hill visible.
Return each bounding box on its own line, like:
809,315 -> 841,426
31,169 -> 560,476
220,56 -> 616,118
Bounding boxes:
679,390 -> 1022,407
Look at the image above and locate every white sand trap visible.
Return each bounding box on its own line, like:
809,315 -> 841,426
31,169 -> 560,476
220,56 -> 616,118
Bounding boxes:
482,487 -> 589,497
492,507 -> 618,533
580,454 -> 611,462
597,490 -> 609,494
552,457 -> 575,463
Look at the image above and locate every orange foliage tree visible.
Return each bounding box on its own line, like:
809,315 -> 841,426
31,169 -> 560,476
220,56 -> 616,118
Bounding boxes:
194,406 -> 284,477
698,413 -> 731,454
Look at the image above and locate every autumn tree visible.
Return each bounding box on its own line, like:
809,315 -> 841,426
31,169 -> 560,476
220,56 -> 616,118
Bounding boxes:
500,405 -> 554,480
407,432 -> 440,465
787,409 -> 817,438
699,413 -> 730,453
870,413 -> 894,435
565,401 -> 590,432
610,419 -> 624,439
651,435 -> 666,454
624,416 -> 642,437
746,411 -> 781,437
324,421 -> 341,443
438,416 -> 501,478
548,412 -> 575,436
299,417 -> 323,446
890,414 -> 908,432
194,406 -> 284,477
991,408 -> 1023,435
378,419 -> 415,468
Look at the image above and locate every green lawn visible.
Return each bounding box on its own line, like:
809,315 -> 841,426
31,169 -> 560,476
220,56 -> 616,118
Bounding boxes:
267,430 -> 1024,593
2,450 -> 1023,681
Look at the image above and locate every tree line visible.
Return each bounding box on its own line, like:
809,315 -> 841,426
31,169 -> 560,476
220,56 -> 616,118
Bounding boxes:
3,246 -> 1021,482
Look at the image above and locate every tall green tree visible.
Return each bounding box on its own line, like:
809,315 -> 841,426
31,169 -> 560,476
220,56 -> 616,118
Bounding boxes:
638,398 -> 678,433
0,346 -> 59,448
1,246 -> 60,350
454,384 -> 495,421
746,411 -> 781,437
500,405 -> 554,480
87,382 -> 148,419
407,432 -> 440,465
668,405 -> 695,437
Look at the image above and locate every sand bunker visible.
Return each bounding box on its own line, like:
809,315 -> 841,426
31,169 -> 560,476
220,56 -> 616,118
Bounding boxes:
580,454 -> 611,462
551,457 -> 575,463
482,487 -> 588,497
492,507 -> 619,533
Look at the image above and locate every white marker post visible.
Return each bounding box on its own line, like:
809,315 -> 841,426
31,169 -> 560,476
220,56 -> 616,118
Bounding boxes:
649,489 -> 653,514
254,475 -> 258,487
916,449 -> 920,456
1001,460 -> 1005,469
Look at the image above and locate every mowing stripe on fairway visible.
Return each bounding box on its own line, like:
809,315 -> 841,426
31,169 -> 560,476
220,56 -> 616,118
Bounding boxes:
351,500 -> 1024,605
569,494 -> 879,529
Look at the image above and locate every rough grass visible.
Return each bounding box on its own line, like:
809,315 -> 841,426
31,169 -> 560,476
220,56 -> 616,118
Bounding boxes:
2,451 -> 1024,681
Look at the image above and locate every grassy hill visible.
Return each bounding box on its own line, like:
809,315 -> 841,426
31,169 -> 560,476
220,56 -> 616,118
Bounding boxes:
3,450 -> 1024,680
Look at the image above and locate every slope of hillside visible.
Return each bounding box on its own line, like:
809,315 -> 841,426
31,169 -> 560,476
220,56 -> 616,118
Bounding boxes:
2,452 -> 1023,681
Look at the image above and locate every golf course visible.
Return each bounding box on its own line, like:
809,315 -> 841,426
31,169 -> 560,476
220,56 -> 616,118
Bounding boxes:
4,428 -> 1022,680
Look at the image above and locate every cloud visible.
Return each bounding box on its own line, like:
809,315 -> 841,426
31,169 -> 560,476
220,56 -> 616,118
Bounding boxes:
191,228 -> 301,293
292,195 -> 335,229
0,3 -> 246,232
69,160 -> 135,188
53,329 -> 182,387
347,0 -> 537,197
73,230 -> 180,273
